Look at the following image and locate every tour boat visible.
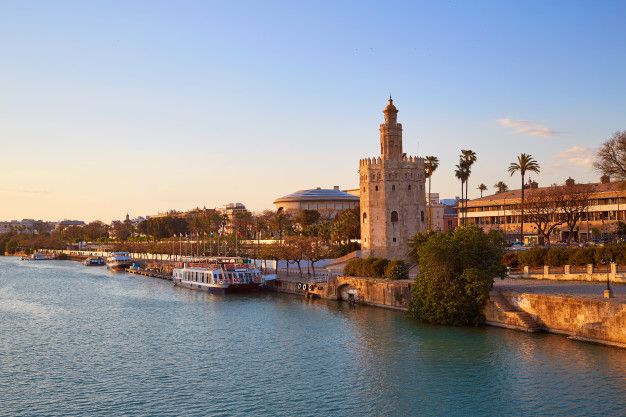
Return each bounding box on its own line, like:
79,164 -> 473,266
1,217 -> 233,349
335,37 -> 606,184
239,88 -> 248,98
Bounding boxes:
83,256 -> 106,266
172,261 -> 265,293
106,252 -> 132,271
21,252 -> 48,261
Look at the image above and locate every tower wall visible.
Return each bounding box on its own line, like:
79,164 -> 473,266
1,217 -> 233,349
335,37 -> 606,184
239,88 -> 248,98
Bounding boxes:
359,100 -> 427,261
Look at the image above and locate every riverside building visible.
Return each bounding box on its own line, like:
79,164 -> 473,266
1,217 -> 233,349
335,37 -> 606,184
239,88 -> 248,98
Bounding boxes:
463,175 -> 626,243
359,98 -> 427,260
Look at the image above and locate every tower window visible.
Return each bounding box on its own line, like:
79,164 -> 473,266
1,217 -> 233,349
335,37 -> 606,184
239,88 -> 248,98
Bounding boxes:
362,212 -> 368,224
375,186 -> 379,191
393,238 -> 396,242
391,211 -> 398,223
408,184 -> 411,190
420,211 -> 425,222
392,184 -> 395,191
363,187 -> 366,192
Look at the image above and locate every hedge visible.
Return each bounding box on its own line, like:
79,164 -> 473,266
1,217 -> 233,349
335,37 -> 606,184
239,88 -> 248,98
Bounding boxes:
511,243 -> 626,267
345,257 -> 409,279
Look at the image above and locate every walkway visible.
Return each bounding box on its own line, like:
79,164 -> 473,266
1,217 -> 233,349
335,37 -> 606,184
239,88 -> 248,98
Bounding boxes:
494,277 -> 626,301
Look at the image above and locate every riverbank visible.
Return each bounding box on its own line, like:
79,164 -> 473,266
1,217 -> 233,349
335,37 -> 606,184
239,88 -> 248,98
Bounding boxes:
267,275 -> 626,349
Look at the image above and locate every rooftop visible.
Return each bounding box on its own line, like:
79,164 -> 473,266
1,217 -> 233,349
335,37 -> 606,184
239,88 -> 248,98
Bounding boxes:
274,187 -> 360,204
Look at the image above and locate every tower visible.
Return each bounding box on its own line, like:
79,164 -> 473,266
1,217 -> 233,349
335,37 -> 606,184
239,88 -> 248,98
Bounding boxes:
359,98 -> 427,260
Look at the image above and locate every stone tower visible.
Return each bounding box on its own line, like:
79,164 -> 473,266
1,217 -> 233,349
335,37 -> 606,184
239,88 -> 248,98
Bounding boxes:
359,98 -> 427,260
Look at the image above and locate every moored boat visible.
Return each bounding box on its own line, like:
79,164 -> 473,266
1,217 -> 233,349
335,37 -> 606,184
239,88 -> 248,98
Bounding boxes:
106,252 -> 132,271
83,256 -> 106,266
172,261 -> 265,293
21,252 -> 49,261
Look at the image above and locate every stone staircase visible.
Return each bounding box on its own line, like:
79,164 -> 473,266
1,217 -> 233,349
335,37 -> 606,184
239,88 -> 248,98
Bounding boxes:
487,291 -> 542,332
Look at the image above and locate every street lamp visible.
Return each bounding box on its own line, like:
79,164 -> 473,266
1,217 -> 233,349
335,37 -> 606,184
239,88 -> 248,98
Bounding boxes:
601,252 -> 614,299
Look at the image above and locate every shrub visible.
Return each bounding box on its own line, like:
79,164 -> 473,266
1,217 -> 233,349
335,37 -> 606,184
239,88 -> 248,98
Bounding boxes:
568,248 -> 595,266
517,247 -> 548,267
545,248 -> 568,267
502,252 -> 519,269
345,257 -> 402,279
409,226 -> 506,326
371,258 -> 389,277
384,260 -> 409,280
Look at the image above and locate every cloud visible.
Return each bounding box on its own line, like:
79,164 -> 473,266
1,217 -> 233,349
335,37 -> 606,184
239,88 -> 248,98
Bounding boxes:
557,146 -> 595,167
497,117 -> 556,137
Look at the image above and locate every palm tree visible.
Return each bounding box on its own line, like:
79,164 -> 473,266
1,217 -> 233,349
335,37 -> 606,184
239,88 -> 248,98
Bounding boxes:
424,155 -> 440,231
494,181 -> 509,194
455,164 -> 468,224
478,183 -> 487,198
508,153 -> 541,243
460,150 -> 477,220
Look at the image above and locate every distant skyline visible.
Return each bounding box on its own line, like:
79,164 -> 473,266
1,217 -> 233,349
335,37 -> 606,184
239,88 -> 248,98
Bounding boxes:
2,1 -> 625,222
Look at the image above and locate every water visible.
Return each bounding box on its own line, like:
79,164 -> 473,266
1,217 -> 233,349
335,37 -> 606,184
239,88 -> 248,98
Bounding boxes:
0,257 -> 624,417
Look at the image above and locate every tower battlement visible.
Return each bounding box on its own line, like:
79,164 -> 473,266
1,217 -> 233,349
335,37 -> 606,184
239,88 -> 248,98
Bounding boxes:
359,155 -> 424,167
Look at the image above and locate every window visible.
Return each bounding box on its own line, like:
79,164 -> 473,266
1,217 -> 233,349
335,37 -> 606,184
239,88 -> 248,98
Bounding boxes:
420,211 -> 425,222
362,212 -> 368,224
392,184 -> 395,191
408,184 -> 411,190
393,237 -> 397,242
375,186 -> 379,191
391,211 -> 398,223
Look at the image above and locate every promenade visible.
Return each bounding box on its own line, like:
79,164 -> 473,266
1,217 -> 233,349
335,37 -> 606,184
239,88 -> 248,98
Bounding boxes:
494,277 -> 626,301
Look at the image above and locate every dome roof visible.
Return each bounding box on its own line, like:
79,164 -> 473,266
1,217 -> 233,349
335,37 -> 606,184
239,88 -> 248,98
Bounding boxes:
274,187 -> 360,204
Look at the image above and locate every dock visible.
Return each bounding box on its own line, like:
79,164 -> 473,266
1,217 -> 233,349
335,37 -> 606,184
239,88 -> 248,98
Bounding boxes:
126,267 -> 172,280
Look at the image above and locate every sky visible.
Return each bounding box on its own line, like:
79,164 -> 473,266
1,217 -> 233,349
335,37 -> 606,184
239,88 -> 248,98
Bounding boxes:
1,0 -> 626,222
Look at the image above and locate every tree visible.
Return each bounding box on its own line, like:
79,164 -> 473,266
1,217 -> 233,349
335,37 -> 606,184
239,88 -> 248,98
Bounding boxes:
302,236 -> 330,276
408,226 -> 506,326
424,155 -> 440,231
494,181 -> 509,194
524,187 -> 564,245
455,164 -> 467,223
461,150 -> 477,218
594,130 -> 626,180
477,183 -> 487,198
508,153 -> 540,243
330,207 -> 360,244
557,183 -> 592,244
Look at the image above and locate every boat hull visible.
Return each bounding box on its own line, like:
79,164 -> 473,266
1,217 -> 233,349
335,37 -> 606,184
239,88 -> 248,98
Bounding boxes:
107,262 -> 132,271
174,279 -> 261,294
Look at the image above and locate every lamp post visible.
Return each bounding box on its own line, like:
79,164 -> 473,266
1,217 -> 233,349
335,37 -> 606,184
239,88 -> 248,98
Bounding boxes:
601,252 -> 614,299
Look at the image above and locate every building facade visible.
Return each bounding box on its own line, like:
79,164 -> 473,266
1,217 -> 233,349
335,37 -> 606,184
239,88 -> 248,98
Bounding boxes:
463,176 -> 626,243
359,98 -> 427,260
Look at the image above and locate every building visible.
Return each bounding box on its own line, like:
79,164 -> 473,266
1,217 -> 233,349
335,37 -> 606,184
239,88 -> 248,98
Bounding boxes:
441,198 -> 459,232
464,175 -> 626,243
359,98 -> 427,260
426,193 -> 445,232
273,187 -> 359,218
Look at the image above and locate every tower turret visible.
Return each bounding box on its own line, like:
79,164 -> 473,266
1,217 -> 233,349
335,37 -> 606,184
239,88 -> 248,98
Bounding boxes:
380,97 -> 403,160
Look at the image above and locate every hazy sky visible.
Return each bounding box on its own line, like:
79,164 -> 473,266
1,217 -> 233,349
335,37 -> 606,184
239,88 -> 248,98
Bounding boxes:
1,0 -> 625,222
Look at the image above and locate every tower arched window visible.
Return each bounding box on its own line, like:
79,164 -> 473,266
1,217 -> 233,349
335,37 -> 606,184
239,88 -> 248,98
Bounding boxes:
363,212 -> 368,224
391,211 -> 398,223
392,184 -> 395,191
420,211 -> 425,222
408,184 -> 411,190
375,186 -> 379,191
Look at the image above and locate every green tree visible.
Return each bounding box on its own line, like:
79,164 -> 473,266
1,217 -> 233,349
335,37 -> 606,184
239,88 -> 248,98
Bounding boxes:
508,153 -> 541,243
494,181 -> 509,194
424,155 -> 440,231
477,183 -> 487,198
408,226 -> 506,326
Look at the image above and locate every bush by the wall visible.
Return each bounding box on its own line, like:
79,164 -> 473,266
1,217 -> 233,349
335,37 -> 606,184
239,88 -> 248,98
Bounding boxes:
345,257 -> 403,279
384,260 -> 409,280
517,247 -> 548,267
545,248 -> 568,267
502,252 -> 519,269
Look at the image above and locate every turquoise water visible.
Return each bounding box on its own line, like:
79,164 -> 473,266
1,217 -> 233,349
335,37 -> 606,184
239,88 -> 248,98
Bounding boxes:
0,257 -> 625,417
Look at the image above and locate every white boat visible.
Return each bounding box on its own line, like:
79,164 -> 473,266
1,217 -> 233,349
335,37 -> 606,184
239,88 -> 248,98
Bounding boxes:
106,252 -> 132,271
21,252 -> 49,261
172,261 -> 264,293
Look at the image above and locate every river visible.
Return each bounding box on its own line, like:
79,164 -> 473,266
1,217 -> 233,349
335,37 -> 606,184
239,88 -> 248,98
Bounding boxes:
0,257 -> 624,416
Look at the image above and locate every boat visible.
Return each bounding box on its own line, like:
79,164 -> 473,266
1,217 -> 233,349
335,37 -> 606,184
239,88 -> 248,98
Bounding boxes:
21,252 -> 49,261
83,256 -> 106,266
106,252 -> 132,271
172,261 -> 265,293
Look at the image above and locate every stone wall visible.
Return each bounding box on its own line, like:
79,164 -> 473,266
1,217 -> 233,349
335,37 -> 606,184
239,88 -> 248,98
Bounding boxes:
488,291 -> 626,348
